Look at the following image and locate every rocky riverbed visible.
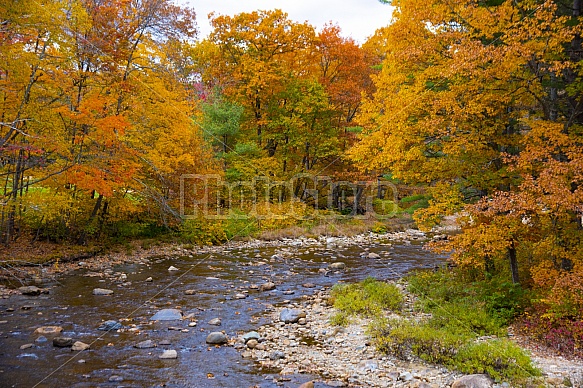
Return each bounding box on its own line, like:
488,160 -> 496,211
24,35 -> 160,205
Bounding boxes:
1,230 -> 582,387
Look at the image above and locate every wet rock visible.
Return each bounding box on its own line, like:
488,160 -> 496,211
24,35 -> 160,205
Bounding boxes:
19,286 -> 45,296
269,350 -> 286,360
98,320 -> 123,331
208,318 -> 221,326
283,290 -> 295,295
134,340 -> 156,349
71,341 -> 90,351
168,266 -> 179,271
235,293 -> 248,299
145,277 -> 153,282
159,349 -> 178,359
302,283 -> 316,288
109,375 -> 123,382
328,262 -> 346,270
53,337 -> 74,347
260,282 -> 276,291
150,308 -> 182,321
249,284 -> 259,290
246,339 -> 258,349
34,326 -> 63,335
451,374 -> 494,388
298,381 -> 314,388
35,336 -> 47,343
20,343 -> 34,350
367,252 -> 381,259
242,331 -> 260,343
17,353 -> 39,360
92,288 -> 113,296
159,340 -> 171,346
206,332 -> 228,345
184,289 -> 196,295
280,308 -> 305,324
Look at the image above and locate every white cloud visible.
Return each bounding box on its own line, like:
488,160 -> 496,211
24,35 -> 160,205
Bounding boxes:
176,0 -> 394,44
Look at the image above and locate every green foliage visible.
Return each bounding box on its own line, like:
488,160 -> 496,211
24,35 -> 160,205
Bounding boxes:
329,278 -> 403,321
399,194 -> 430,215
179,218 -> 227,246
454,340 -> 540,382
222,209 -> 259,239
372,198 -> 400,217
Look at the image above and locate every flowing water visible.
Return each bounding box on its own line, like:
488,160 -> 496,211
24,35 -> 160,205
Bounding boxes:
0,237 -> 447,388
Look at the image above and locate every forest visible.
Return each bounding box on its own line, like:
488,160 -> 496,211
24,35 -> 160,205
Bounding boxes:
1,0 -> 583,363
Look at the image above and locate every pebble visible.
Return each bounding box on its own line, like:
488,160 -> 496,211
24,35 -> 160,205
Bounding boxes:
150,308 -> 182,321
134,340 -> 156,349
208,318 -> 222,326
71,341 -> 90,351
53,337 -> 74,347
92,288 -> 114,295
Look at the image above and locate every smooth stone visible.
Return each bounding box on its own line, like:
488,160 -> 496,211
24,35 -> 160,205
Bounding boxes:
20,343 -> 34,350
35,336 -> 47,343
235,293 -> 247,299
246,339 -> 258,349
168,266 -> 179,271
159,349 -> 178,359
259,282 -> 276,291
269,351 -> 286,360
302,283 -> 316,288
255,343 -> 266,351
298,382 -> 314,388
17,353 -> 39,360
451,374 -> 494,388
279,308 -> 306,324
206,332 -> 228,344
34,326 -> 63,335
109,375 -> 123,382
53,337 -> 74,347
208,318 -> 221,326
98,320 -> 123,331
19,286 -> 44,296
92,288 -> 113,296
367,252 -> 381,259
242,331 -> 260,343
150,308 -> 182,321
184,289 -> 196,295
328,262 -> 346,270
145,277 -> 153,282
71,341 -> 90,351
134,340 -> 156,349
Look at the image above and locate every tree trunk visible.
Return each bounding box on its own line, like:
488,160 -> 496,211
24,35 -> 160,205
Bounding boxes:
508,241 -> 520,284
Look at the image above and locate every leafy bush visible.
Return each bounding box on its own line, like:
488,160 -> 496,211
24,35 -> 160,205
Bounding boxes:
454,339 -> 540,382
517,311 -> 583,358
329,278 -> 403,322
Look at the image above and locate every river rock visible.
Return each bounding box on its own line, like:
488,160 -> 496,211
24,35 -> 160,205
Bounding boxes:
451,374 -> 494,388
159,349 -> 178,359
399,371 -> 413,382
92,288 -> 114,296
208,318 -> 221,326
168,265 -> 179,271
242,331 -> 260,343
134,340 -> 156,349
269,350 -> 285,360
98,320 -> 123,331
235,293 -> 247,299
246,339 -> 258,349
206,332 -> 228,345
329,262 -> 346,270
184,289 -> 196,295
298,381 -> 314,388
53,337 -> 74,347
19,286 -> 44,296
280,308 -> 305,324
71,341 -> 90,351
109,375 -> 123,382
35,336 -> 47,343
20,343 -> 34,350
150,308 -> 182,321
367,252 -> 381,259
260,282 -> 276,291
34,326 -> 63,335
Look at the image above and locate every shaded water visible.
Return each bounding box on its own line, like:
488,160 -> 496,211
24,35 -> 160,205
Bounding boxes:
0,239 -> 446,387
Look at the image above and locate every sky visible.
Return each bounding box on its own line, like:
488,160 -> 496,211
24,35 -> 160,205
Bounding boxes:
177,0 -> 395,44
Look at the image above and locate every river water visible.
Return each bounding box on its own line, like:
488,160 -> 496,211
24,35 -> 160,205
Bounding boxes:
0,236 -> 446,388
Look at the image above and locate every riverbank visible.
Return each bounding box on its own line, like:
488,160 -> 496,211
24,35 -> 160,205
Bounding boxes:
237,286 -> 583,387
